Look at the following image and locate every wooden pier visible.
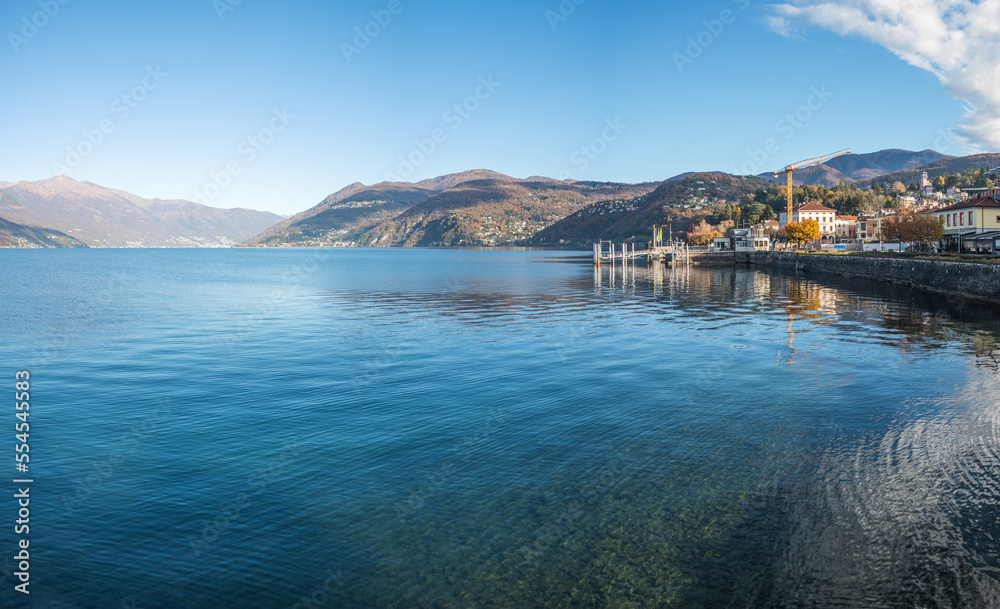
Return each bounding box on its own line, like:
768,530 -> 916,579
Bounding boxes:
593,240 -> 692,266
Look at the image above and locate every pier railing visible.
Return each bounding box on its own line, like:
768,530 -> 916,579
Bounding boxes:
593,241 -> 693,265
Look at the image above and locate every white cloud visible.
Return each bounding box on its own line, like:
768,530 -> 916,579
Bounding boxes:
762,15 -> 801,38
767,0 -> 1000,151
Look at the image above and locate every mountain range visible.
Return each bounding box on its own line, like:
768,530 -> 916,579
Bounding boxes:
536,172 -> 765,245
4,148 -> 998,249
247,170 -> 523,246
248,170 -> 658,247
856,152 -> 1000,188
353,178 -> 658,247
758,148 -> 952,186
0,176 -> 282,248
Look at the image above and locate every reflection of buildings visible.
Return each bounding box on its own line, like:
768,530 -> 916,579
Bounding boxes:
593,262 -> 1000,366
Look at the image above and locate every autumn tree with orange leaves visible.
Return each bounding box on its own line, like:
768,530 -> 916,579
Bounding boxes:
881,208 -> 944,251
783,219 -> 821,246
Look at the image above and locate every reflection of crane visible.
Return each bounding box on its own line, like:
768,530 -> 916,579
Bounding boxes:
773,149 -> 851,225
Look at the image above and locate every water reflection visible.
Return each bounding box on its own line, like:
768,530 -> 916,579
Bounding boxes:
321,259 -> 1000,369
298,255 -> 1000,608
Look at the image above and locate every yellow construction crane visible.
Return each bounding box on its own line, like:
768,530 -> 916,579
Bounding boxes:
774,148 -> 851,225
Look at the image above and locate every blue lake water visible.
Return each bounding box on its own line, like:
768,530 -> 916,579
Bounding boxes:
1,248 -> 999,608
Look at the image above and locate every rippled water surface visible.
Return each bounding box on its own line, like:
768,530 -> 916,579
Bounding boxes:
2,248 -> 1000,608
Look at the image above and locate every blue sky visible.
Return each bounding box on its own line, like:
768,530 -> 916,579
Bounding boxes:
0,0 -> 982,216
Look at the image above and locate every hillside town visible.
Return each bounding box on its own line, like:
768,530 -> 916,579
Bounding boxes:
713,171 -> 1000,255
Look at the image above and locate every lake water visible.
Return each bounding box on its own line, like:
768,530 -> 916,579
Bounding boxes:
1,248 -> 999,608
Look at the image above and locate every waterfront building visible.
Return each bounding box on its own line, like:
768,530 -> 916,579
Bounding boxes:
732,227 -> 771,251
932,192 -> 1000,252
857,209 -> 897,241
778,202 -> 837,241
834,215 -> 857,241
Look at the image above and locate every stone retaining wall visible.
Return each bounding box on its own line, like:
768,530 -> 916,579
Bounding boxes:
687,251 -> 745,264
750,252 -> 1000,304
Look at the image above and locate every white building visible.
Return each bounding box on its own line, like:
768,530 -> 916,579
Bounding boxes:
834,215 -> 857,241
778,202 -> 837,241
712,237 -> 731,251
732,228 -> 770,251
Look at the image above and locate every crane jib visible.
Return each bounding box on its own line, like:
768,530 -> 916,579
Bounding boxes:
772,148 -> 851,227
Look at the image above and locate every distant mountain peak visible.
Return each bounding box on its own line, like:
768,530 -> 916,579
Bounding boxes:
246,169 -> 525,245
245,169 -> 660,246
756,148 -> 953,186
0,176 -> 282,247
412,169 -> 519,191
13,175 -> 113,198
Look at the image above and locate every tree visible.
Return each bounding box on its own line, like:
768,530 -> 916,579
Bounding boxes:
834,191 -> 865,216
783,219 -> 821,246
881,208 -> 945,251
688,220 -> 722,246
974,168 -> 994,189
880,213 -> 906,243
741,202 -> 768,226
892,181 -> 906,193
918,214 -> 946,249
933,175 -> 947,192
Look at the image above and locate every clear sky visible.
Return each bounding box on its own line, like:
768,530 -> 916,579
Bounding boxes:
0,0 -> 989,216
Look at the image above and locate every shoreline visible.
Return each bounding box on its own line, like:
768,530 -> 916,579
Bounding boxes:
749,251 -> 1000,306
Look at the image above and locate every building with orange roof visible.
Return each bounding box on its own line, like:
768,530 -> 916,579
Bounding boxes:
932,191 -> 1000,252
779,202 -> 837,241
835,215 -> 857,241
